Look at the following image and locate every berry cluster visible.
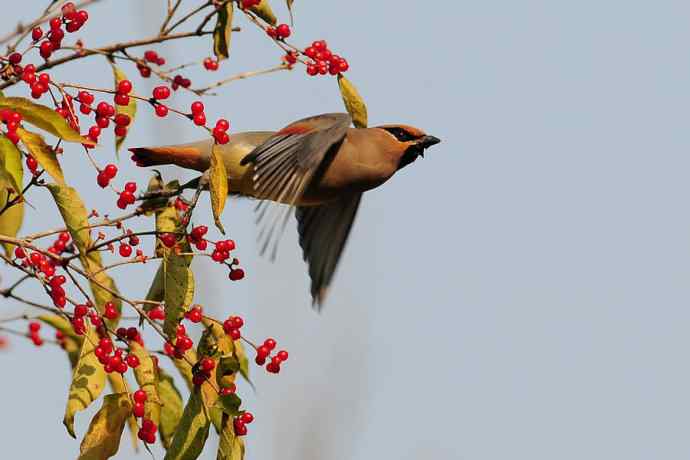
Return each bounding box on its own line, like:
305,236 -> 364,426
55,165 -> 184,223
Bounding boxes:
266,24 -> 292,40
304,40 -> 349,76
172,74 -> 192,90
138,418 -> 157,444
33,2 -> 89,60
115,326 -> 144,346
203,57 -> 219,71
184,304 -> 203,323
163,324 -> 194,359
95,337 -> 140,375
213,118 -> 230,145
18,66 -> 52,100
27,321 -> 43,346
222,315 -> 244,340
116,181 -> 137,209
233,412 -> 254,436
0,108 -> 23,144
255,337 -> 288,373
192,356 -> 216,386
148,305 -> 166,321
132,389 -> 148,418
188,225 -> 208,251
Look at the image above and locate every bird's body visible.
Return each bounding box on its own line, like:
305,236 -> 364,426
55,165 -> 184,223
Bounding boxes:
130,113 -> 439,307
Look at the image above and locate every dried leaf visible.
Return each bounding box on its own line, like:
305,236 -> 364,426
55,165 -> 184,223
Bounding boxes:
337,74 -> 368,128
111,64 -> 136,153
158,368 -> 184,450
48,184 -> 122,327
130,341 -> 161,426
210,144 -> 228,233
17,128 -> 65,184
0,135 -> 24,255
78,393 -> 132,460
0,96 -> 94,144
213,1 -> 234,61
249,0 -> 277,25
164,388 -> 211,460
64,328 -> 107,438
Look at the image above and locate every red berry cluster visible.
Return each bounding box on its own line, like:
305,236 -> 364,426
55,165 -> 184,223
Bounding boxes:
213,118 -> 230,145
192,356 -> 216,385
117,181 -> 137,209
18,67 -> 51,100
144,50 -> 166,67
304,40 -> 349,76
138,418 -> 157,444
0,109 -> 23,144
189,101 -> 206,126
35,2 -> 89,60
28,321 -> 43,346
163,324 -> 194,359
159,232 -> 177,248
148,305 -> 166,321
95,337 -> 138,374
184,304 -> 203,323
211,239 -> 236,263
266,24 -> 291,40
172,74 -> 192,90
115,326 -> 144,345
114,79 -> 132,105
96,163 -> 118,188
188,225 -> 208,250
25,155 -> 38,174
219,382 -> 237,395
222,315 -> 244,341
203,57 -> 219,71
255,337 -> 288,373
132,389 -> 147,418
233,412 -> 254,436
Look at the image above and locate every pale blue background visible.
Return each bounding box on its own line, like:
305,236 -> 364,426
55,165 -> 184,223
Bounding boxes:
2,1 -> 690,459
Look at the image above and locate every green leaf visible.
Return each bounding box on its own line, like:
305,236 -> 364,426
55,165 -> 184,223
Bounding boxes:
64,328 -> 107,438
163,255 -> 195,339
48,184 -> 122,327
111,64 -> 137,153
17,128 -> 65,184
209,144 -> 228,233
164,388 -> 211,460
337,74 -> 368,128
130,341 -> 161,426
158,368 -> 184,450
217,416 -> 245,460
249,0 -> 277,25
215,393 -> 241,416
0,135 -> 24,255
78,393 -> 132,460
0,96 -> 94,144
213,1 -> 234,61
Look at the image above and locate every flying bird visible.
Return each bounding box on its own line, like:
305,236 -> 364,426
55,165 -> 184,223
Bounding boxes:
130,113 -> 440,308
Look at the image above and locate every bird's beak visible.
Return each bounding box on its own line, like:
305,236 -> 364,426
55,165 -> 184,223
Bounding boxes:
420,135 -> 441,148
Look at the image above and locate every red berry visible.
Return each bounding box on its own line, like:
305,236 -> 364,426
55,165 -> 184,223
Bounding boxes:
214,130 -> 229,145
117,80 -> 132,94
50,18 -> 62,30
266,362 -> 280,373
133,402 -> 145,418
215,119 -> 230,131
193,113 -> 206,126
114,114 -> 130,126
74,304 -> 88,318
203,57 -> 219,71
276,24 -> 291,39
133,389 -> 147,403
160,233 -> 176,247
263,338 -> 276,350
229,268 -> 245,281
126,354 -> 140,368
119,243 -> 132,258
148,306 -> 165,320
114,93 -> 130,106
124,182 -> 137,193
39,41 -> 54,59
285,52 -> 297,65
306,64 -> 318,76
155,104 -> 168,117
200,357 -> 215,372
192,372 -> 207,386
28,322 -> 40,333
190,101 -> 204,115
104,164 -> 118,178
276,350 -> 289,361
144,50 -> 158,63
14,247 -> 26,258
229,329 -> 241,340
230,316 -> 244,329
256,345 -> 270,359
88,125 -> 100,141
97,171 -> 110,188
240,412 -> 254,424
103,302 -> 118,320
114,125 -> 127,137
152,86 -> 170,100
32,27 -> 43,41
233,419 -> 247,436
219,385 -> 236,395
8,53 -> 22,65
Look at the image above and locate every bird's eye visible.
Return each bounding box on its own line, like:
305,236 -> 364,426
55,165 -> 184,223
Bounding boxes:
383,127 -> 417,142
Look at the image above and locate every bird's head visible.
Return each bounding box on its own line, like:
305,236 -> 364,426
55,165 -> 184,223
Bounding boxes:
376,124 -> 441,170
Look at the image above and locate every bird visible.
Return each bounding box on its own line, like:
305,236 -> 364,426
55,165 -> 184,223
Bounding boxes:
129,112 -> 440,308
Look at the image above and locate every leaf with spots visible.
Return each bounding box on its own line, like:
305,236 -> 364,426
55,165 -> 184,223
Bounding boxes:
337,74 -> 368,128
130,341 -> 161,427
18,128 -> 64,184
210,144 -> 228,233
111,63 -> 136,153
0,96 -> 95,144
213,1 -> 234,61
64,327 -> 107,438
77,393 -> 132,460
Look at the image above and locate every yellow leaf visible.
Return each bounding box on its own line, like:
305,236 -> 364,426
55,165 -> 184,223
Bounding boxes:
17,128 -> 65,184
249,0 -> 277,25
106,373 -> 139,452
48,184 -> 122,327
213,1 -> 234,61
155,204 -> 180,258
0,135 -> 23,255
158,368 -> 184,450
111,64 -> 137,153
78,393 -> 132,460
163,254 -> 195,339
130,341 -> 161,426
164,388 -> 211,460
337,74 -> 368,128
210,144 -> 228,233
0,96 -> 94,144
64,327 -> 107,438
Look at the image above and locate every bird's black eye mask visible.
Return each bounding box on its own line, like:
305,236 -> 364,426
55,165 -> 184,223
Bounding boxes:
383,127 -> 419,143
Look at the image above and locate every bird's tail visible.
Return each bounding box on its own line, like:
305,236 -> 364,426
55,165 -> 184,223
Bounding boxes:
128,143 -> 209,171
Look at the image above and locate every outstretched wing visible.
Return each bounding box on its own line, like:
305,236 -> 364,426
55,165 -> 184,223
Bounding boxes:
240,113 -> 352,259
296,193 -> 362,309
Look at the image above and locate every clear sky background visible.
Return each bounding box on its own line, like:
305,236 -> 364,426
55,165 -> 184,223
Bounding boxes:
2,1 -> 690,459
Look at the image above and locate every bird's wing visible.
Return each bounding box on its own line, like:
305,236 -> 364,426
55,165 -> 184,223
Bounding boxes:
296,193 -> 362,309
240,113 -> 352,258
